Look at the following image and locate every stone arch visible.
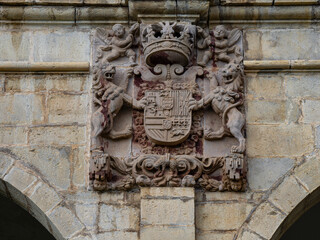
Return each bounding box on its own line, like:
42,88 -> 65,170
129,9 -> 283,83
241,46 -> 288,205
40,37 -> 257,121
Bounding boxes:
0,150 -> 86,240
236,150 -> 320,240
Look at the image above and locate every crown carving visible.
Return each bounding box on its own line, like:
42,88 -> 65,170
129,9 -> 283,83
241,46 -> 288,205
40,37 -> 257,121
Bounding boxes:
141,22 -> 195,67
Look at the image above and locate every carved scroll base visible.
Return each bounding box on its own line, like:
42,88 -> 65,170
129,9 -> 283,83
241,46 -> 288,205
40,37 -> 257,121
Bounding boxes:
89,152 -> 246,192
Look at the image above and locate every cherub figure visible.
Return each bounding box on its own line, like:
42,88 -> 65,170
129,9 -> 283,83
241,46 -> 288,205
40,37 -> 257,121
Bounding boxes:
97,23 -> 139,65
197,26 -> 213,67
196,25 -> 241,66
214,25 -> 241,63
91,64 -> 147,151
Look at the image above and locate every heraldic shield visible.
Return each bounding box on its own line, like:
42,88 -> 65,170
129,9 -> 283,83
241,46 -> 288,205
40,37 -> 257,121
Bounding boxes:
144,89 -> 192,145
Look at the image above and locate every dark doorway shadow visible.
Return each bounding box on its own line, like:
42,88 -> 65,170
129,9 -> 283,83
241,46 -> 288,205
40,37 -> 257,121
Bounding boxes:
0,194 -> 55,240
280,201 -> 320,240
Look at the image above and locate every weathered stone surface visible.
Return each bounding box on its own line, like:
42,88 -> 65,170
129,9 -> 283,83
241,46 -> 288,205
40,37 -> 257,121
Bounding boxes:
248,158 -> 294,190
196,191 -> 252,202
248,202 -> 286,239
48,94 -> 87,124
247,100 -> 286,123
197,231 -> 236,240
0,94 -> 45,125
196,203 -> 252,231
141,198 -> 194,225
274,0 -> 318,5
141,187 -> 194,198
99,204 -> 139,231
0,31 -> 31,61
27,182 -> 61,213
96,231 -> 138,240
49,205 -> 84,239
269,175 -> 308,214
238,230 -> 264,240
75,204 -> 97,230
245,29 -> 320,60
247,124 -> 313,157
10,146 -> 71,190
0,153 -> 14,177
29,126 -> 86,145
246,73 -> 284,100
285,74 -> 320,99
72,147 -> 86,187
35,0 -> 82,4
295,151 -> 320,192
4,167 -> 37,193
302,100 -> 320,123
4,74 -> 89,93
221,0 -> 272,5
141,226 -> 195,240
33,31 -> 90,62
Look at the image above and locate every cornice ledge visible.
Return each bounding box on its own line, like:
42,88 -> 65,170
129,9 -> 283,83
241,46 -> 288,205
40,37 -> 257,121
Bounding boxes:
0,62 -> 90,72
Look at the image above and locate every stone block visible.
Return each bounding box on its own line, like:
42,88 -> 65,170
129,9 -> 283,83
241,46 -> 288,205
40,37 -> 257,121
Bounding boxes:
295,152 -> 320,192
196,191 -> 251,202
4,181 -> 29,210
197,231 -> 236,240
302,100 -> 320,123
99,204 -> 139,231
45,74 -> 89,92
0,94 -> 45,125
29,126 -> 86,145
27,182 -> 61,213
141,187 -> 194,198
238,230 -> 264,240
49,206 -> 84,239
286,99 -> 301,124
48,94 -> 87,124
72,147 -> 87,187
35,0 -> 82,4
75,204 -> 97,230
221,0 -> 272,5
33,31 -> 90,62
0,153 -> 14,177
245,29 -> 320,60
196,203 -> 252,231
247,124 -> 313,157
76,7 -> 128,22
0,31 -> 31,61
141,226 -> 195,240
96,231 -> 138,240
84,0 -> 126,4
248,158 -> 294,190
247,100 -> 286,124
4,74 -> 89,93
285,74 -> 320,99
10,146 -> 71,190
141,198 -> 194,226
269,175 -> 308,214
246,73 -> 284,100
274,0 -> 318,5
248,202 -> 286,239
64,191 -> 100,204
4,166 -> 37,193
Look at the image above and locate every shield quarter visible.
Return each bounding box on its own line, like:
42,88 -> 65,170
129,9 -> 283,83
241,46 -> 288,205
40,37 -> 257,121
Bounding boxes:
144,89 -> 192,145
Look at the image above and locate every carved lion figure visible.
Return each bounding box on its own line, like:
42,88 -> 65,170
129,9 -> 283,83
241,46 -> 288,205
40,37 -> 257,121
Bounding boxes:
193,60 -> 245,153
91,64 -> 146,151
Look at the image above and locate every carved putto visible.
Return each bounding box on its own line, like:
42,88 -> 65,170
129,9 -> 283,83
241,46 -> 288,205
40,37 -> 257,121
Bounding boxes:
90,22 -> 246,192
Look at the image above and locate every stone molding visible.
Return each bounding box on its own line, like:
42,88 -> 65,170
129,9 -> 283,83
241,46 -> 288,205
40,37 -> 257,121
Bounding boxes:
0,4 -> 319,24
0,62 -> 90,72
1,60 -> 320,72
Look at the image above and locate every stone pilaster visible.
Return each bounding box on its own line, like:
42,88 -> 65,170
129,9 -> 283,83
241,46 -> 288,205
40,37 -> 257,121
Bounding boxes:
140,188 -> 195,240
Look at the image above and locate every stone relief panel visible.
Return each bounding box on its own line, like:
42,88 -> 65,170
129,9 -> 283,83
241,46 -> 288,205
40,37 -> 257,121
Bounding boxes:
89,22 -> 246,192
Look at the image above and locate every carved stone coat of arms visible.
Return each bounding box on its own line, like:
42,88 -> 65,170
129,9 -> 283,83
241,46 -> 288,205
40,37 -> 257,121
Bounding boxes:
89,21 -> 246,192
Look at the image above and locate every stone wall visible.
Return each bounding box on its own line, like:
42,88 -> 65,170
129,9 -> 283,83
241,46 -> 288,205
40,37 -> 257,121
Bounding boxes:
1,1 -> 320,240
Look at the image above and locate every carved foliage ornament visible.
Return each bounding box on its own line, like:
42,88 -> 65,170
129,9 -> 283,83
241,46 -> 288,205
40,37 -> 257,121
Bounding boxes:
90,22 -> 246,192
